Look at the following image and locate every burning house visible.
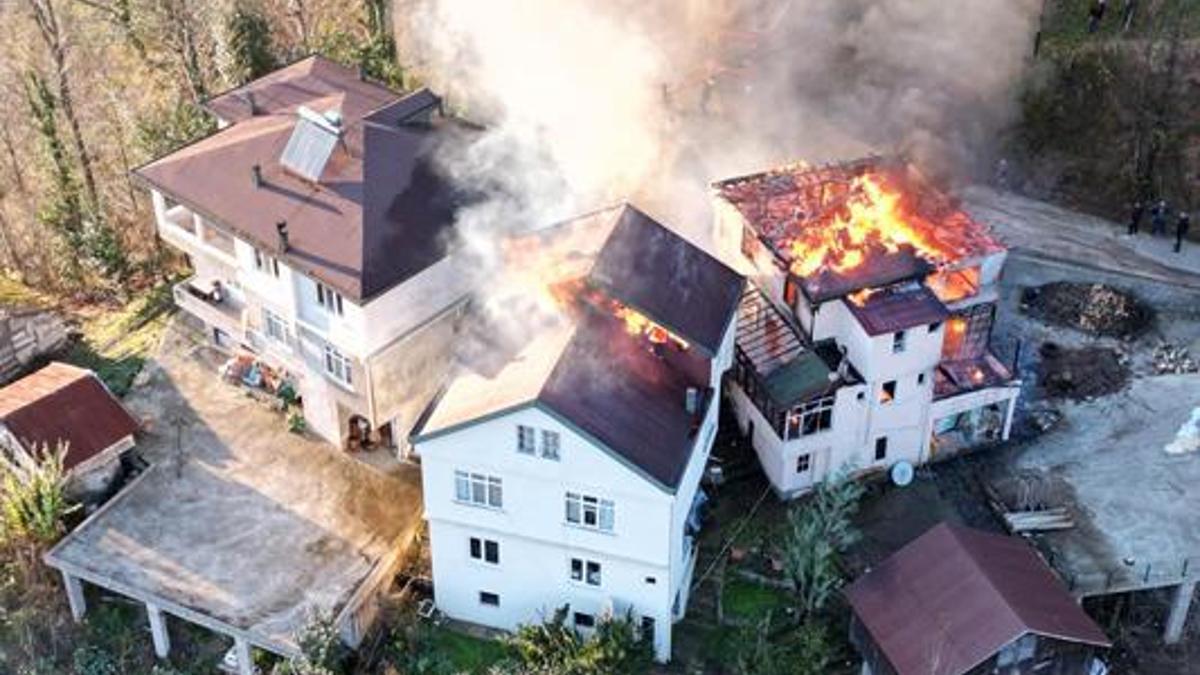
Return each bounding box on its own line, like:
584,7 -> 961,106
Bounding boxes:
713,157 -> 1020,496
412,204 -> 743,662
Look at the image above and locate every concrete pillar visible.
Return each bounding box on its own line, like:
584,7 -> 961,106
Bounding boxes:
1002,395 -> 1017,441
147,603 -> 170,659
234,636 -> 254,675
62,571 -> 86,622
1164,579 -> 1197,644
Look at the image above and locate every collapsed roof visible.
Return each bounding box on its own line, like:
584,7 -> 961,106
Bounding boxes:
0,362 -> 139,471
136,56 -> 474,301
714,157 -> 1004,303
414,205 -> 743,492
846,522 -> 1110,675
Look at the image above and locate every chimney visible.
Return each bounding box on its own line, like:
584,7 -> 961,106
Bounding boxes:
276,220 -> 289,253
685,387 -> 700,416
251,164 -> 263,188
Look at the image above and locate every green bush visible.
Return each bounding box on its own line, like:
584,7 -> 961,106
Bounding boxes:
496,606 -> 653,675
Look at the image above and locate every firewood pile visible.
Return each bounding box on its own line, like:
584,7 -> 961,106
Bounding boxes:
1021,282 -> 1152,339
1152,342 -> 1198,375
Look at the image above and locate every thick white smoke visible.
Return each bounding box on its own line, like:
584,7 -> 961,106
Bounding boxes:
395,0 -> 1040,346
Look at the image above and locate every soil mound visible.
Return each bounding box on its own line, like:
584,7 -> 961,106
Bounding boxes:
1021,282 -> 1153,338
1037,342 -> 1130,400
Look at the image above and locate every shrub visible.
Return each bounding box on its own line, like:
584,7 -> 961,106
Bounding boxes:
497,606 -> 653,675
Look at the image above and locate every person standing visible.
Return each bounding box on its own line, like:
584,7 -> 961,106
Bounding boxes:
1151,200 -> 1169,235
1176,211 -> 1191,253
1128,200 -> 1145,235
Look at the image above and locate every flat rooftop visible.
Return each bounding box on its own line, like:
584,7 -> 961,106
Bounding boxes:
997,374 -> 1200,596
46,322 -> 423,653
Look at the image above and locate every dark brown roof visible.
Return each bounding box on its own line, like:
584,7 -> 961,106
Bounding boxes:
588,205 -> 744,355
845,523 -> 1110,675
799,246 -> 932,303
846,284 -> 949,336
137,56 -> 470,301
0,362 -> 139,471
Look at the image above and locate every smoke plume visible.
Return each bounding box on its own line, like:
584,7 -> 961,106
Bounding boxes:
395,0 -> 1040,348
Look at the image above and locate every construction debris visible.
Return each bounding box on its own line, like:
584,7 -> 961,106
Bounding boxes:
1037,342 -> 1130,400
1003,507 -> 1075,533
1152,342 -> 1198,375
1021,282 -> 1153,339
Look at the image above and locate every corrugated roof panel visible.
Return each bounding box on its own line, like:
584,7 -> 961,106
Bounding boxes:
280,107 -> 341,183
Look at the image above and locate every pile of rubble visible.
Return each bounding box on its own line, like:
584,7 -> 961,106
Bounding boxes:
1021,282 -> 1152,339
1152,342 -> 1198,375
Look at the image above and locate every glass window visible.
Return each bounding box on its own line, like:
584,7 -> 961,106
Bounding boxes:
784,396 -> 834,440
586,561 -> 601,586
892,330 -> 907,353
570,558 -> 583,582
796,454 -> 811,473
565,492 -> 614,532
323,344 -> 352,386
484,540 -> 499,564
541,430 -> 561,460
517,425 -> 536,454
316,281 -> 344,316
874,436 -> 888,461
456,471 -> 502,508
479,592 -> 499,607
880,380 -> 896,404
573,612 -> 595,628
264,309 -> 287,343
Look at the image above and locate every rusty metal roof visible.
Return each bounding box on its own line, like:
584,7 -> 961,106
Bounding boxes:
588,205 -> 744,356
845,522 -> 1110,675
846,284 -> 950,336
0,362 -> 139,471
137,56 -> 471,302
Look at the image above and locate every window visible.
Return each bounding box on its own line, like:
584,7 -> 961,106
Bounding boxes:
917,372 -> 926,386
928,321 -> 942,333
874,436 -> 888,461
784,396 -> 834,439
573,612 -> 595,628
455,471 -> 503,508
796,454 -> 811,473
517,425 -> 536,455
892,330 -> 906,353
323,344 -> 352,386
565,492 -> 614,532
469,537 -> 500,564
996,634 -> 1037,667
570,558 -> 602,586
541,430 -> 561,460
479,591 -> 500,607
645,576 -> 657,585
316,281 -> 344,316
254,249 -> 280,277
264,309 -> 288,344
640,616 -> 656,644
880,380 -> 896,404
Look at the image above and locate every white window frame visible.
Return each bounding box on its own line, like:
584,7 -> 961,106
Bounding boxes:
263,308 -> 289,345
541,430 -> 561,460
322,343 -> 353,387
784,395 -> 835,440
456,470 -> 503,509
469,536 -> 500,565
517,425 -> 536,455
796,453 -> 811,473
315,281 -> 344,316
565,492 -> 614,532
254,249 -> 281,278
570,557 -> 602,586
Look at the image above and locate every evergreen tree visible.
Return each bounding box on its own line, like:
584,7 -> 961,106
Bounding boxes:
226,3 -> 278,85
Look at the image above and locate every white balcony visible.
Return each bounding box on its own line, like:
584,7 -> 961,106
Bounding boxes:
173,277 -> 246,339
157,203 -> 237,264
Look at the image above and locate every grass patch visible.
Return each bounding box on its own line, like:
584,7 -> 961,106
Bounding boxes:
63,282 -> 178,396
429,628 -> 506,673
723,578 -> 791,621
0,276 -> 54,309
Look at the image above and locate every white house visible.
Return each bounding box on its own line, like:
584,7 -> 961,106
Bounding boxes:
412,205 -> 744,661
713,158 -> 1021,497
134,56 -> 472,450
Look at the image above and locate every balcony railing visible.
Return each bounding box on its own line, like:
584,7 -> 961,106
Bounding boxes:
173,279 -> 245,336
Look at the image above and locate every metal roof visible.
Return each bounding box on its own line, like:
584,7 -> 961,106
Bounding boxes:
846,283 -> 950,336
845,522 -> 1111,675
0,362 -> 139,471
735,287 -> 842,406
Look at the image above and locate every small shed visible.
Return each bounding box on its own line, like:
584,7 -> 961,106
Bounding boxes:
0,362 -> 139,500
845,522 -> 1111,675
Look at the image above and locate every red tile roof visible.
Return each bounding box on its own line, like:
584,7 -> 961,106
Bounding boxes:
0,362 -> 139,471
846,523 -> 1110,675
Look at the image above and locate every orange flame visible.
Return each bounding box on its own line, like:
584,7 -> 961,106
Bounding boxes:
786,174 -> 951,278
611,302 -> 689,349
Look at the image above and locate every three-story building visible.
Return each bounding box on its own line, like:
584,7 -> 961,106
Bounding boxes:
135,56 -> 472,449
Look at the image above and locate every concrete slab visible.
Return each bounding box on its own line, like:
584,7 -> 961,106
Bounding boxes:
999,374 -> 1200,596
46,320 -> 424,653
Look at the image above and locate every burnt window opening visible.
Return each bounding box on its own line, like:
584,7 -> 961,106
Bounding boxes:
874,436 -> 888,461
880,381 -> 897,404
479,591 -> 500,607
892,330 -> 907,353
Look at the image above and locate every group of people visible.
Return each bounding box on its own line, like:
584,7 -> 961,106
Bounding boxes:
1088,0 -> 1139,34
1128,199 -> 1192,253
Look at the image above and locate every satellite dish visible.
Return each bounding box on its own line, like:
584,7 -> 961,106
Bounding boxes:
890,460 -> 915,487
